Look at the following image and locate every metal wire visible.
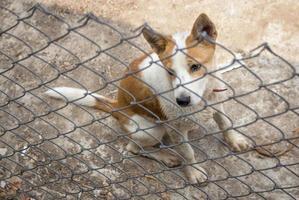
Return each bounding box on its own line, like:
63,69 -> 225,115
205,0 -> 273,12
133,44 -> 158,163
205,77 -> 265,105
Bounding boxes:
0,3 -> 298,200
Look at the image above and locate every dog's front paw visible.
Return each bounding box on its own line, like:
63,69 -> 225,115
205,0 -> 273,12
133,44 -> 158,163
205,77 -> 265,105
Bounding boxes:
225,132 -> 251,152
184,165 -> 208,185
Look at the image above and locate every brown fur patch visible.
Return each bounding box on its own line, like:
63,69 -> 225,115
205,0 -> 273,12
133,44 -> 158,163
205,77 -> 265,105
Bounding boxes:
116,54 -> 167,126
127,53 -> 150,75
156,36 -> 176,68
186,35 -> 216,77
190,13 -> 217,43
185,13 -> 217,72
109,17 -> 217,126
155,36 -> 176,80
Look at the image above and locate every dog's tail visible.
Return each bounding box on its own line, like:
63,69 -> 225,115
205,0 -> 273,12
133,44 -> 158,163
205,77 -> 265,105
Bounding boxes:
45,87 -> 117,114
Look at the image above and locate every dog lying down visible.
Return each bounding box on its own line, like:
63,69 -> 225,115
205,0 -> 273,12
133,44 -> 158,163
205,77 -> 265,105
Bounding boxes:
46,14 -> 251,185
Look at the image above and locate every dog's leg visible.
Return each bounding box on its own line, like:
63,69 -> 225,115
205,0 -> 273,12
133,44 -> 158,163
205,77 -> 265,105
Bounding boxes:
167,129 -> 208,184
213,108 -> 250,152
126,141 -> 181,167
124,116 -> 181,167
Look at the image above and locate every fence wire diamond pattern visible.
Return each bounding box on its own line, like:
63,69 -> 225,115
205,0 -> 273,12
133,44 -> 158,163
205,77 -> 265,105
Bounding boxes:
0,3 -> 299,200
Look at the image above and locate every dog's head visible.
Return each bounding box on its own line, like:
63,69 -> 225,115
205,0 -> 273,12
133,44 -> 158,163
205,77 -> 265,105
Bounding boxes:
142,13 -> 217,107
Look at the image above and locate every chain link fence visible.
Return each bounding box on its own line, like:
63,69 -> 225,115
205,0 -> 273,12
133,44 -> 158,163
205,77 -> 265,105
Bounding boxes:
0,3 -> 299,200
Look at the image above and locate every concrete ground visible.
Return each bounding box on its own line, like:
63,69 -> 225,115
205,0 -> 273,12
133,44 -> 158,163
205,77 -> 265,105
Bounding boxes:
0,0 -> 298,199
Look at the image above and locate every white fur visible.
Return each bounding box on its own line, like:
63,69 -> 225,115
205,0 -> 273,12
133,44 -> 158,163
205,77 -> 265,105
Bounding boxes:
44,27 -> 250,186
172,32 -> 189,50
139,53 -> 180,114
45,87 -> 106,107
124,115 -> 165,147
139,53 -> 172,95
139,53 -> 182,121
139,33 -> 208,122
171,32 -> 207,106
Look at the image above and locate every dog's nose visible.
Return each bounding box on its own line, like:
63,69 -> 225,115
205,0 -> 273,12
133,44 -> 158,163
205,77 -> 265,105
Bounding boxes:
176,96 -> 191,107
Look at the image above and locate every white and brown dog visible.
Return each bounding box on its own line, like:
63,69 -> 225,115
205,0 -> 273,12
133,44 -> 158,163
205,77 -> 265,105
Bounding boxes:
46,14 -> 250,184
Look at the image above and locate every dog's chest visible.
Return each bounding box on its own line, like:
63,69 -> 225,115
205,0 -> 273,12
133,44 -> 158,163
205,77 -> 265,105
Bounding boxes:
158,91 -> 216,132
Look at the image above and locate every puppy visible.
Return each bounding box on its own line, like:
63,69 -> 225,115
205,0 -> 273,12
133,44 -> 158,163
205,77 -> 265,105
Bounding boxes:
46,13 -> 250,184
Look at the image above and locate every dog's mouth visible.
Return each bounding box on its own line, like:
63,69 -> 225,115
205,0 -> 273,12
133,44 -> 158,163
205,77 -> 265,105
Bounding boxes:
177,102 -> 192,107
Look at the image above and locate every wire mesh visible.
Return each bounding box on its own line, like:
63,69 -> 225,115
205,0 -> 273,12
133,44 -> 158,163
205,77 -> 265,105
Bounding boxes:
0,3 -> 299,200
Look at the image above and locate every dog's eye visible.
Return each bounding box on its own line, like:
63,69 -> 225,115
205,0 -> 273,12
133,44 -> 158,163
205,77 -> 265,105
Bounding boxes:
167,69 -> 176,76
190,64 -> 202,73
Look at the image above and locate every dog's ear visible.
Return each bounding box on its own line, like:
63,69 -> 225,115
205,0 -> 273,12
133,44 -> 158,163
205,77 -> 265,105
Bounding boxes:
191,13 -> 217,43
142,27 -> 168,53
